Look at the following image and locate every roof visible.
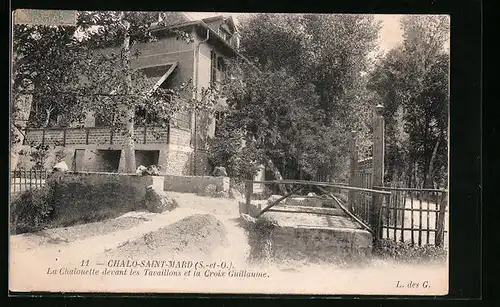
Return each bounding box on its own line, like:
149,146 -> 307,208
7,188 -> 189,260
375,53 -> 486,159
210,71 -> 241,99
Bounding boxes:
134,62 -> 178,93
149,17 -> 261,73
150,18 -> 250,62
201,15 -> 238,33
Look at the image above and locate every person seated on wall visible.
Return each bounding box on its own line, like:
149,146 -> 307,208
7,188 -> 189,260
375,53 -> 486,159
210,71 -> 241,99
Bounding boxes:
147,165 -> 160,176
136,165 -> 161,176
212,166 -> 228,177
51,161 -> 69,174
136,165 -> 148,176
48,161 -> 69,178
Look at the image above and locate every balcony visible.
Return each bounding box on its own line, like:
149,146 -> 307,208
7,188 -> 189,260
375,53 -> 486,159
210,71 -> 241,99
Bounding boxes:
23,126 -> 170,147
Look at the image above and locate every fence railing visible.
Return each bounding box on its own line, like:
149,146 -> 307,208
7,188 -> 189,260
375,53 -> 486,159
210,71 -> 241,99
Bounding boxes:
10,169 -> 50,197
243,180 -> 391,236
23,126 -> 170,147
374,186 -> 448,247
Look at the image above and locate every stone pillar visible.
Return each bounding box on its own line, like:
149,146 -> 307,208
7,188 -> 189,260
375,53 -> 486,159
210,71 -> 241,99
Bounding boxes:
83,111 -> 96,128
118,149 -> 128,173
348,131 -> 358,212
371,104 -> 385,242
253,164 -> 265,194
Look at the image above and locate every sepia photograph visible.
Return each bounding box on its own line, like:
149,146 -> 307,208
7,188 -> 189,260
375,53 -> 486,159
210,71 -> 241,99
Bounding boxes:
9,9 -> 450,295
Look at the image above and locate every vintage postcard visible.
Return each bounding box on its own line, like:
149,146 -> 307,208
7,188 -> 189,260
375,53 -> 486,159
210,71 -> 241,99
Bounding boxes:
9,9 -> 450,295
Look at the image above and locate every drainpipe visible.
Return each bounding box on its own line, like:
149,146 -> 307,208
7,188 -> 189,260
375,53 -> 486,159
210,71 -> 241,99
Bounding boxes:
191,28 -> 210,175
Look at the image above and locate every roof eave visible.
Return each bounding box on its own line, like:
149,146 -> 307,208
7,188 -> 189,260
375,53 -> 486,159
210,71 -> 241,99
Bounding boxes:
150,21 -> 256,70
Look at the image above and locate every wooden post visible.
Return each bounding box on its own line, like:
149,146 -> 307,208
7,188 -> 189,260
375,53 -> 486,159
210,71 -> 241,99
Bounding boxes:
435,192 -> 448,247
41,129 -> 46,147
62,128 -> 67,147
348,130 -> 358,212
371,104 -> 385,243
244,180 -> 253,215
167,124 -> 171,144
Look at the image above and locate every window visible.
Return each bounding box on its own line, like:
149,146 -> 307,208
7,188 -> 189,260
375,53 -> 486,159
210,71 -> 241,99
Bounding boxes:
135,150 -> 160,168
134,63 -> 178,126
210,50 -> 217,86
96,150 -> 121,172
217,57 -> 226,72
137,63 -> 177,92
214,111 -> 225,136
210,51 -> 226,89
218,27 -> 231,42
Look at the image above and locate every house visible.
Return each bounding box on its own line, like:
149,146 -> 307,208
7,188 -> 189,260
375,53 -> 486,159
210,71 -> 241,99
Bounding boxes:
18,13 -> 244,176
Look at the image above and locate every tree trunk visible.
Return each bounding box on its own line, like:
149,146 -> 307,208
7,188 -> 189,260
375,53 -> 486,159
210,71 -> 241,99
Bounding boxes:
10,86 -> 33,171
265,158 -> 288,195
43,107 -> 53,128
121,17 -> 136,173
424,134 -> 442,188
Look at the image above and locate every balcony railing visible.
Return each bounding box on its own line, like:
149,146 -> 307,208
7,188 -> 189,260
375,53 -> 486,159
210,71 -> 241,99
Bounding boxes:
23,126 -> 170,146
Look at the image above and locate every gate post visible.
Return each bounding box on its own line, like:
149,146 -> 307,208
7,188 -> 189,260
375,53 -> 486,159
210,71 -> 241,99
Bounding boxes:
371,104 -> 385,243
244,180 -> 253,215
348,131 -> 358,212
435,192 -> 448,247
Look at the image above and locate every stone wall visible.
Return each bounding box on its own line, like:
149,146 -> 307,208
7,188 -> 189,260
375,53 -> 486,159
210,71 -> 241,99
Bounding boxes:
160,147 -> 192,175
163,175 -> 229,194
269,226 -> 373,261
47,172 -> 164,226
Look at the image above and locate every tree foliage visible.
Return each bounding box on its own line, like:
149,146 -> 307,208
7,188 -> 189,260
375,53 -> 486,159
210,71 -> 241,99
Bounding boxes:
368,15 -> 449,188
11,11 -> 204,171
210,14 -> 381,182
12,24 -> 85,128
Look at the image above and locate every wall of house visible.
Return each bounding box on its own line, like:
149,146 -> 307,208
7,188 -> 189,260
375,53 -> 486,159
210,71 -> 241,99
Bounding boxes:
133,35 -> 195,92
133,34 -> 198,175
17,125 -> 192,175
158,128 -> 193,175
18,27 -> 238,177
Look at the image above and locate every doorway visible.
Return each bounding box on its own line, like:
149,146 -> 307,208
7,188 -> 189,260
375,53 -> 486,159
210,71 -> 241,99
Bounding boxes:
135,150 -> 160,168
96,150 -> 121,172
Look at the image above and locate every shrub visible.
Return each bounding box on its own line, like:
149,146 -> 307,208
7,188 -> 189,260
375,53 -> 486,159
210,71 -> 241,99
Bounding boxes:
208,129 -> 262,183
45,173 -> 148,227
54,148 -> 67,164
10,186 -> 55,234
29,144 -> 50,170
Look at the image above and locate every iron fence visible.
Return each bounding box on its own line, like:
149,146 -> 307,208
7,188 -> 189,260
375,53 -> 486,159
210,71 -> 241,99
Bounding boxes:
10,169 -> 49,198
243,179 -> 391,237
375,185 -> 449,247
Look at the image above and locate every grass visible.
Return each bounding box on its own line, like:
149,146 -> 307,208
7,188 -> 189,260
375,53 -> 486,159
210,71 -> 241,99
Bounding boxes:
374,239 -> 447,264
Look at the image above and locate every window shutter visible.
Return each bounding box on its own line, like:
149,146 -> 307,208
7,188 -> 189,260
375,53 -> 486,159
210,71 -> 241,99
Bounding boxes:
210,51 -> 217,86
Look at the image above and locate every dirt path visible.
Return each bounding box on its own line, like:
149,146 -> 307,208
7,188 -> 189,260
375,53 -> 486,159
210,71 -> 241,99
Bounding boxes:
87,192 -> 250,265
10,192 -> 250,280
10,192 -> 448,295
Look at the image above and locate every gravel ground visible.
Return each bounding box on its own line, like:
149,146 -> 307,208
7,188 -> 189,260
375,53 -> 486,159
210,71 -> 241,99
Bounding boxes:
167,192 -> 240,216
103,214 -> 229,259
